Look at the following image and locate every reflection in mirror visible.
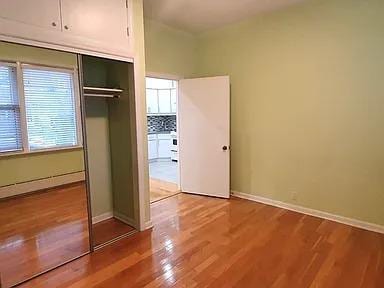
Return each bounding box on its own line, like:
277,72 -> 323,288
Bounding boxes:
81,55 -> 137,248
0,42 -> 90,287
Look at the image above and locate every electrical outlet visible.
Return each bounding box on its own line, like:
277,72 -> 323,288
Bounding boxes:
291,191 -> 298,201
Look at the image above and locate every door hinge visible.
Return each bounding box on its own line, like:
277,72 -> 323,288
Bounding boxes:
126,0 -> 128,8
127,27 -> 130,36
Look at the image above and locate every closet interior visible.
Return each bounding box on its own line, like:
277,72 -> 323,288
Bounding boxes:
81,55 -> 138,248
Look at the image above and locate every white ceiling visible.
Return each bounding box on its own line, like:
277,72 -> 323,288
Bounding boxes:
143,0 -> 306,34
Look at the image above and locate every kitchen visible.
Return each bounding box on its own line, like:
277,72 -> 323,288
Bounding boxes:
146,77 -> 180,202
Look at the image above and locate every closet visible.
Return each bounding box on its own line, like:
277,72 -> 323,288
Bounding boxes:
81,55 -> 138,248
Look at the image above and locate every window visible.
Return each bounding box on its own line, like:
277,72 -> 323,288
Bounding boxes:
0,64 -> 22,153
23,68 -> 78,150
0,62 -> 81,155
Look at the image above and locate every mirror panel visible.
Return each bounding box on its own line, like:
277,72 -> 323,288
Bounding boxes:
0,42 -> 90,287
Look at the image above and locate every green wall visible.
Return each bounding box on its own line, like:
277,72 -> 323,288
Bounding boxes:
144,0 -> 384,226
83,57 -> 113,218
0,42 -> 84,187
144,18 -> 198,78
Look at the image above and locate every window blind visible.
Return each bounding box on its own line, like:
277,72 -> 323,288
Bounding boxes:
22,67 -> 78,150
0,65 -> 22,153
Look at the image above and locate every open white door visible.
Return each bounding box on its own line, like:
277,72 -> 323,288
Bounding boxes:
179,76 -> 230,198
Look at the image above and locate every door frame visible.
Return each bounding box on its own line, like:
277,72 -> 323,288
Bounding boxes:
146,72 -> 183,191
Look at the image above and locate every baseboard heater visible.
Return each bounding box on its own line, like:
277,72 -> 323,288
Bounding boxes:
0,171 -> 85,199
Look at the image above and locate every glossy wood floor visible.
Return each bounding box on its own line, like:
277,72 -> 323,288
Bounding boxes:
0,182 -> 89,288
150,178 -> 180,203
93,218 -> 136,247
20,193 -> 384,288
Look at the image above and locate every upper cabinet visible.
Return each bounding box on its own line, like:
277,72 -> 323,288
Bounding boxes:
0,0 -> 61,30
60,0 -> 129,48
0,0 -> 133,59
158,90 -> 171,114
171,89 -> 177,113
146,78 -> 178,115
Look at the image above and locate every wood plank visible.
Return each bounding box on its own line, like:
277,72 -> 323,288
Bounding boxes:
150,178 -> 180,203
18,193 -> 384,288
93,218 -> 136,247
0,182 -> 90,287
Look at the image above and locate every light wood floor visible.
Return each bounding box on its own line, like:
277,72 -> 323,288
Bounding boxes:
150,178 -> 180,203
19,193 -> 384,288
0,182 -> 89,287
93,218 -> 136,247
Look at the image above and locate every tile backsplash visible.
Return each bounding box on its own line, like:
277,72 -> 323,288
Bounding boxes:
147,115 -> 177,133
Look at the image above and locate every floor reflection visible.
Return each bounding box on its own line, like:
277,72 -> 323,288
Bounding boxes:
0,182 -> 90,287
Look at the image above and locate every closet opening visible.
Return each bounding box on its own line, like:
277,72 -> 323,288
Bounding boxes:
81,55 -> 138,249
146,77 -> 180,203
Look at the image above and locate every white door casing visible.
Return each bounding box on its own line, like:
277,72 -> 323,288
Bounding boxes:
179,76 -> 230,198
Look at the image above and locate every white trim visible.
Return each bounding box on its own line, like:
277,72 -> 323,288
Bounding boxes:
21,63 -> 76,73
144,220 -> 154,230
92,212 -> 113,224
231,191 -> 384,234
146,71 -> 183,81
16,61 -> 29,152
133,61 -> 150,232
0,171 -> 85,199
0,35 -> 134,64
113,212 -> 138,229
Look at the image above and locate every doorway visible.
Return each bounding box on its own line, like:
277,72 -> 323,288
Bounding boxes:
146,77 -> 180,203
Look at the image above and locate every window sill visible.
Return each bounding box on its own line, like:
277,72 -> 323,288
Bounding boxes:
0,146 -> 84,158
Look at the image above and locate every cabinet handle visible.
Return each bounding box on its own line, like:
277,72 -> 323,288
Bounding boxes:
51,22 -> 57,27
64,25 -> 69,30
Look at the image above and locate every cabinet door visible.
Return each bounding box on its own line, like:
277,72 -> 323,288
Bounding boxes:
158,90 -> 171,114
60,0 -> 129,46
146,89 -> 158,114
0,0 -> 61,30
171,89 -> 177,113
158,139 -> 171,158
148,140 -> 158,160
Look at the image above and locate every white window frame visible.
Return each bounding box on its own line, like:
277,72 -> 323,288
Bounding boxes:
0,61 -> 83,156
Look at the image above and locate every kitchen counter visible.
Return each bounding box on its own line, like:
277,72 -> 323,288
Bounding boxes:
148,131 -> 175,135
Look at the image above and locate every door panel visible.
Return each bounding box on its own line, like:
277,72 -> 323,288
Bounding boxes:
60,0 -> 128,45
0,0 -> 61,30
179,76 -> 230,198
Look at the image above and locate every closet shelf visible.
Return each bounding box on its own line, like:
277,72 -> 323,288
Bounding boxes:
83,86 -> 123,98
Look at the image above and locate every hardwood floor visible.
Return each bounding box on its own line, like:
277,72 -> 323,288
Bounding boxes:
18,193 -> 384,287
150,178 -> 180,203
0,182 -> 89,288
93,218 -> 136,247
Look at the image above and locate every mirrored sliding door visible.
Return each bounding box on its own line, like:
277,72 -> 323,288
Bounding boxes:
0,42 -> 91,287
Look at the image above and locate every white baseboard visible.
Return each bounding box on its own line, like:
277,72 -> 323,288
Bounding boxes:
143,220 -> 153,231
0,171 -> 85,199
231,190 -> 384,234
114,211 -> 138,229
92,211 -> 113,224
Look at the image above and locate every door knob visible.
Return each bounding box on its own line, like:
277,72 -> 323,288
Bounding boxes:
222,146 -> 228,151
